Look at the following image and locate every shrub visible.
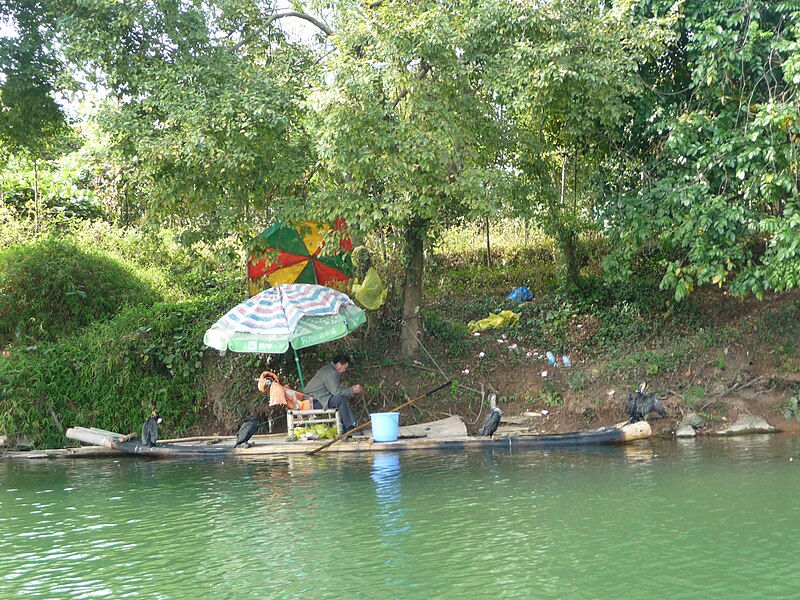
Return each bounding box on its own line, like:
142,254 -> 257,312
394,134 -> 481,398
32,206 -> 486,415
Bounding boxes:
0,291 -> 240,449
0,237 -> 162,345
422,310 -> 474,356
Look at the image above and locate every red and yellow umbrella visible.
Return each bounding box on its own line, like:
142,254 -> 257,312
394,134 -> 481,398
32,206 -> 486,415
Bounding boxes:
248,220 -> 353,294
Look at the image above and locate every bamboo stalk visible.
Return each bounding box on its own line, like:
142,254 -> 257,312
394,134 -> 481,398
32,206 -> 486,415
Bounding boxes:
308,380 -> 452,455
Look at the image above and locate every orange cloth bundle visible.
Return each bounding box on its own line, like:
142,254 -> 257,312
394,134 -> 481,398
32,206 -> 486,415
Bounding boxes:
258,371 -> 312,410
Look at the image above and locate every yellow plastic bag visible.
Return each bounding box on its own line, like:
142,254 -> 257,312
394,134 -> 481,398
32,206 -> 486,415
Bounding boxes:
353,267 -> 388,311
468,310 -> 520,333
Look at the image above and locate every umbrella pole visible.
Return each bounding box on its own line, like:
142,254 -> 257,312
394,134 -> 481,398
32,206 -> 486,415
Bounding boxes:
292,346 -> 305,388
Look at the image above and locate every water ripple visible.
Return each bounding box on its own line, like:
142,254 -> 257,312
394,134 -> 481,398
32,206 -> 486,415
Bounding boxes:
2,439 -> 800,598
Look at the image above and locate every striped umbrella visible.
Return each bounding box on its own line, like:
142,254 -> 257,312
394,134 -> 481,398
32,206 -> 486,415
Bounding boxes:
203,284 -> 366,385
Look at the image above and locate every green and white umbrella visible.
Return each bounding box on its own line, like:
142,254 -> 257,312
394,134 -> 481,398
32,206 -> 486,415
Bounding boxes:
203,284 -> 366,385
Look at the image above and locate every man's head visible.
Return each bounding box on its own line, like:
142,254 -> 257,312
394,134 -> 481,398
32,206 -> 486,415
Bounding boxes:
332,353 -> 351,373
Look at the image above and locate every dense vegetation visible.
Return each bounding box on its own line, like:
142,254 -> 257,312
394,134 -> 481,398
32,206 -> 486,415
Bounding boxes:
0,238 -> 161,342
2,1 -> 800,447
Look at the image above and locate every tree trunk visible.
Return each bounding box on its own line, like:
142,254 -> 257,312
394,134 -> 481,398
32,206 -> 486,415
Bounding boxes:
485,216 -> 492,269
557,154 -> 580,290
559,228 -> 580,290
400,222 -> 425,357
33,159 -> 40,234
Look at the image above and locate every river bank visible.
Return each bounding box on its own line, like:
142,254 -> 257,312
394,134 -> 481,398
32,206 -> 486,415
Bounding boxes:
181,287 -> 800,445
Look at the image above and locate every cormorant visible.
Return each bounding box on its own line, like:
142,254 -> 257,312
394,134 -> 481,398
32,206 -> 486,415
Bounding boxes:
142,414 -> 163,447
234,418 -> 260,448
625,382 -> 666,423
479,393 -> 502,436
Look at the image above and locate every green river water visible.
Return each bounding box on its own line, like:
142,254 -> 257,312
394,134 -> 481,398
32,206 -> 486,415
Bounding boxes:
2,435 -> 800,599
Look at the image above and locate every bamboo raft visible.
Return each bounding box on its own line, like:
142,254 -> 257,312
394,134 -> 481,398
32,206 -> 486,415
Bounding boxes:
44,418 -> 653,459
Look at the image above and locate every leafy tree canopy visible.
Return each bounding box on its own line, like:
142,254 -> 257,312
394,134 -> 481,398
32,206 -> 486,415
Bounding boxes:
292,0 -> 511,242
0,0 -> 71,157
604,0 -> 800,300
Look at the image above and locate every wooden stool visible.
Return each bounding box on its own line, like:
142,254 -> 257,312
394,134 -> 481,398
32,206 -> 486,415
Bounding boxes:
287,409 -> 342,437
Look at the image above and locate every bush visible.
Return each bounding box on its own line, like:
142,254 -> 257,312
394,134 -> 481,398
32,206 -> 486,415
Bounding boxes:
422,309 -> 474,356
0,291 -> 240,449
0,237 -> 162,345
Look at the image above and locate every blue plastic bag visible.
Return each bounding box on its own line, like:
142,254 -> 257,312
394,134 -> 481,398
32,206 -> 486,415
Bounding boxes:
506,286 -> 533,303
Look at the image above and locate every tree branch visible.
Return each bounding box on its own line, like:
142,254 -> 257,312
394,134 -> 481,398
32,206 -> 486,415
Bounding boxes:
265,11 -> 334,37
392,64 -> 432,108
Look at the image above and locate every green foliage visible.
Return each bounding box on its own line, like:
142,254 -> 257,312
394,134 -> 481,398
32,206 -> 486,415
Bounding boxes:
0,152 -> 102,223
0,1 -> 71,157
426,230 -> 559,326
430,260 -> 553,305
496,393 -> 535,405
351,246 -> 372,280
3,0 -> 799,315
0,291 -> 238,449
684,385 -> 706,409
434,221 -> 555,258
539,382 -> 563,408
605,1 -> 800,301
3,0 -> 800,446
646,357 -> 664,376
781,393 -> 800,423
564,368 -> 592,392
594,303 -> 653,349
497,0 -> 677,287
422,309 -> 473,356
605,346 -> 689,381
0,237 -> 161,345
66,223 -> 243,298
302,0 -> 515,329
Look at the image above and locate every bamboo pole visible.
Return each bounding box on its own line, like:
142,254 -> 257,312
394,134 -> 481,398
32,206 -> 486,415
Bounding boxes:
308,380 -> 452,455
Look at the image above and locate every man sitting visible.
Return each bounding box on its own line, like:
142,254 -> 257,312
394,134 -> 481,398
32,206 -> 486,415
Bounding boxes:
303,353 -> 363,434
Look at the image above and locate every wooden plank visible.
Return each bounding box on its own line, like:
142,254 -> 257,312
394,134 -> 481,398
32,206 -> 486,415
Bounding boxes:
2,446 -> 121,459
160,435 -> 232,444
86,427 -> 126,437
620,420 -> 651,441
397,416 -> 467,439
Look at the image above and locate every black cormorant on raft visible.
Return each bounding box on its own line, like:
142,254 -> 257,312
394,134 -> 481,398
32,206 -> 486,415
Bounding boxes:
625,382 -> 666,423
478,393 -> 502,436
142,414 -> 163,447
234,418 -> 260,448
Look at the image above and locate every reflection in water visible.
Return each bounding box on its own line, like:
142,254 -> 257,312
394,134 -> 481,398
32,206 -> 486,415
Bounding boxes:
621,441 -> 656,464
722,432 -> 777,453
370,453 -> 410,590
371,453 -> 408,536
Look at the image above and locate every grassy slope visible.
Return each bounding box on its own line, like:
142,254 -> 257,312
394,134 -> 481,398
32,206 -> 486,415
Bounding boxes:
0,229 -> 244,448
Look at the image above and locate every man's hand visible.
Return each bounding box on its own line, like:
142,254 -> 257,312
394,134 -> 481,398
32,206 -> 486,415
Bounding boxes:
352,384 -> 364,394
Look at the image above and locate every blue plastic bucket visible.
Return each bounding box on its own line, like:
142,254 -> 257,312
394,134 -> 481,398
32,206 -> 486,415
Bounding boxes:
370,412 -> 400,442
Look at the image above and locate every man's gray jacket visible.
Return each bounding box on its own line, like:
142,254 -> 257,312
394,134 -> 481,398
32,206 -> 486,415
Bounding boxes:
302,362 -> 354,409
